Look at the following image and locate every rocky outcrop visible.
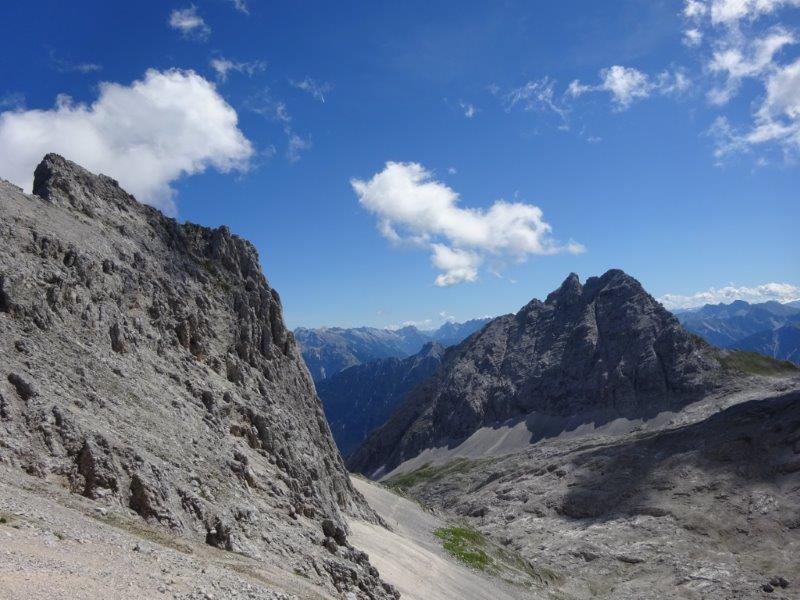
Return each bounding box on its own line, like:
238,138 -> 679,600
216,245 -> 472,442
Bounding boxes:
349,270 -> 723,476
318,342 -> 445,456
0,154 -> 398,598
383,387 -> 800,599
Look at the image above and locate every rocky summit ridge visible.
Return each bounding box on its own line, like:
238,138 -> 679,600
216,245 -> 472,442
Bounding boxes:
349,269 -> 725,476
0,154 -> 398,598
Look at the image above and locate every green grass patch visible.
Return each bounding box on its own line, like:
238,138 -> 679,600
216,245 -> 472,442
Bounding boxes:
383,457 -> 489,492
434,523 -> 563,589
717,350 -> 799,376
435,525 -> 490,570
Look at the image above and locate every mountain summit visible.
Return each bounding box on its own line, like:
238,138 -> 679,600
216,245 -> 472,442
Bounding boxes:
349,269 -> 722,476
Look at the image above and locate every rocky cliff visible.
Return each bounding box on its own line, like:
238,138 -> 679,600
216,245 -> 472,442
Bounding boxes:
0,154 -> 397,598
349,270 -> 722,476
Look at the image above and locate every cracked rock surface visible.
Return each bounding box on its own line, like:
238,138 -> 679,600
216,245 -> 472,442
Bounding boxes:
0,154 -> 398,599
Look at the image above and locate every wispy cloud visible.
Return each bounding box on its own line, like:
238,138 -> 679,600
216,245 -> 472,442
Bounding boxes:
49,50 -> 101,74
169,5 -> 211,40
459,100 -> 478,118
228,0 -> 249,14
659,282 -> 800,309
0,93 -> 25,109
351,162 -> 584,286
505,77 -> 569,127
290,78 -> 332,103
210,57 -> 266,82
568,65 -> 690,110
287,132 -> 312,163
245,89 -> 312,162
682,0 -> 800,159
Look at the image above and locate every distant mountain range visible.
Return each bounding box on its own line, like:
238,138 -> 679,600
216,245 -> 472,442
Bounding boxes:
294,318 -> 491,381
676,300 -> 800,363
317,342 -> 445,456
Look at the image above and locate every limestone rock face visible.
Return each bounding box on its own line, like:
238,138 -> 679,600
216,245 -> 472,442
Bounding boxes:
349,270 -> 722,476
0,154 -> 397,598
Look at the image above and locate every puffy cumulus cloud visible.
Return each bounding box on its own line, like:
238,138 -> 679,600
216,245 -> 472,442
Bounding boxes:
351,162 -> 583,287
210,57 -> 266,82
169,5 -> 210,40
659,282 -> 800,309
431,244 -> 482,286
0,69 -> 253,215
569,66 -> 690,110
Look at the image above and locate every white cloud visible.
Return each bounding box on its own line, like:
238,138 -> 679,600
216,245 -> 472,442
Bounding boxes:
704,0 -> 800,25
459,101 -> 478,118
447,166 -> 458,174
714,57 -> 800,152
49,50 -> 101,74
245,89 -> 312,162
287,132 -> 312,163
684,28 -> 704,46
351,162 -> 583,286
387,318 -> 435,331
431,244 -> 481,286
707,28 -> 795,104
569,66 -> 689,110
0,93 -> 24,109
290,78 -> 331,103
0,69 -> 253,215
229,0 -> 249,14
659,282 -> 800,309
505,77 -> 569,126
169,6 -> 210,40
683,0 -> 800,158
684,0 -> 709,18
210,57 -> 266,82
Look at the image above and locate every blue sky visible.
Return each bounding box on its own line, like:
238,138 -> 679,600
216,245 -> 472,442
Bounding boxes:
0,0 -> 798,329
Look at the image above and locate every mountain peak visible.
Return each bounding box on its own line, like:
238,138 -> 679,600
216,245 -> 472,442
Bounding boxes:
545,272 -> 583,305
350,269 -> 721,476
32,153 -> 137,218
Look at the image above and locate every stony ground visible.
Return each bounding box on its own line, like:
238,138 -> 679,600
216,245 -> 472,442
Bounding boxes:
348,477 -> 539,600
0,465 -> 325,599
384,380 -> 800,599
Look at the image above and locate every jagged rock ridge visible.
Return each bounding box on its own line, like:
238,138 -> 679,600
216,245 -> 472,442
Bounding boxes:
349,270 -> 722,476
0,154 -> 398,598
